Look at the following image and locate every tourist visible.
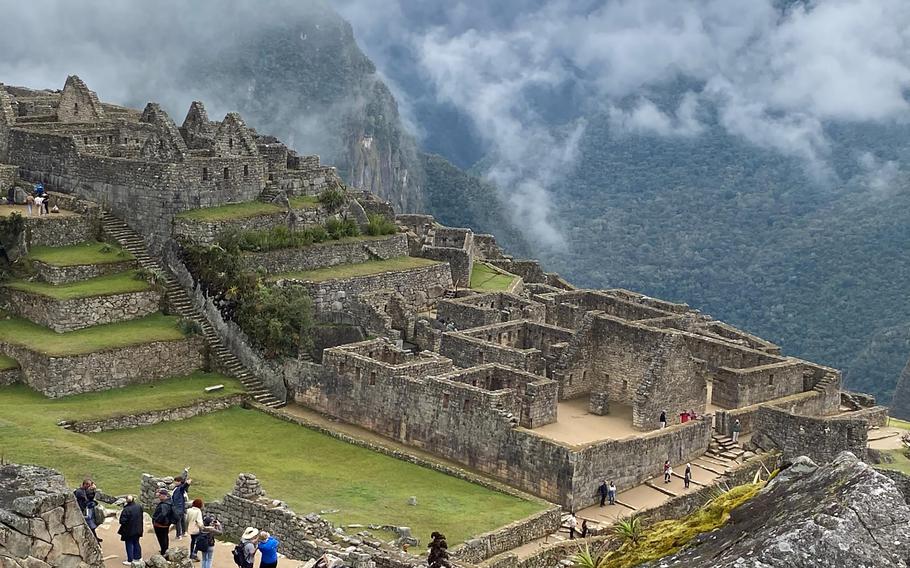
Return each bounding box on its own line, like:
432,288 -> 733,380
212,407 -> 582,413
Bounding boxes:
118,495 -> 143,565
680,410 -> 689,423
172,467 -> 191,539
85,496 -> 103,543
186,498 -> 205,561
732,419 -> 742,443
664,461 -> 672,483
74,478 -> 97,515
689,409 -> 698,420
235,527 -> 260,568
198,513 -> 222,568
684,463 -> 692,489
152,488 -> 176,555
659,410 -> 667,429
607,481 -> 616,505
34,194 -> 44,216
566,513 -> 578,539
598,480 -> 608,507
25,194 -> 34,216
258,531 -> 280,568
580,519 -> 589,538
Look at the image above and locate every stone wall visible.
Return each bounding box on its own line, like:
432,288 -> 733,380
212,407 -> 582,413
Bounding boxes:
711,360 -> 806,408
0,164 -> 17,191
752,406 -> 868,463
4,336 -> 204,397
172,207 -> 328,246
421,245 -> 472,288
0,367 -> 20,386
66,394 -> 245,433
714,384 -> 841,437
1,287 -> 161,332
0,463 -> 103,568
437,293 -> 546,330
239,234 -> 408,273
286,262 -> 453,315
25,213 -> 95,248
32,258 -> 137,285
450,506 -> 561,564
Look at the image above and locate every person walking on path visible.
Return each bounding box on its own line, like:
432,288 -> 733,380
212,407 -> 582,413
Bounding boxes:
236,527 -> 260,568
74,478 -> 97,516
118,495 -> 143,565
607,481 -> 616,505
172,467 -> 191,540
732,419 -> 742,443
664,461 -> 673,483
580,520 -> 589,538
598,480 -> 608,507
186,498 -> 205,561
684,463 -> 692,489
566,513 -> 578,539
659,410 -> 667,429
198,514 -> 222,568
152,488 -> 176,556
258,531 -> 280,568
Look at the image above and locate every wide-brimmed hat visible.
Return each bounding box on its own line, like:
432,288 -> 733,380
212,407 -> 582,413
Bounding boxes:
242,527 -> 259,540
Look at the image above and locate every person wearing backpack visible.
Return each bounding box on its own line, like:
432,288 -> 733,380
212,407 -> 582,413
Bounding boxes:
85,498 -> 104,542
198,513 -> 222,568
171,467 -> 192,540
186,498 -> 205,561
233,527 -> 259,568
118,495 -> 144,565
152,488 -> 176,555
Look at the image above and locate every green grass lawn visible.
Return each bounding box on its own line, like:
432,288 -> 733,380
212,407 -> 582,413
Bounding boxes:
889,417 -> 910,430
0,372 -> 241,495
876,449 -> 910,475
29,242 -> 134,266
0,312 -> 186,356
470,262 -> 517,291
4,270 -> 151,300
0,354 -> 18,370
275,256 -> 441,282
177,196 -> 321,222
92,407 -> 543,546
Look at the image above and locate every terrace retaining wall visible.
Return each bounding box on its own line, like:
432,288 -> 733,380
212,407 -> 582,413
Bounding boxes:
26,213 -> 95,247
1,287 -> 161,332
451,506 -> 562,564
239,233 -> 408,274
32,258 -> 137,284
173,206 -> 327,245
65,394 -> 246,433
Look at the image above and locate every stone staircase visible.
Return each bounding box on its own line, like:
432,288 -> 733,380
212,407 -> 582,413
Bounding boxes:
443,289 -> 457,300
100,212 -> 285,408
707,433 -> 744,461
813,372 -> 839,393
258,183 -> 282,203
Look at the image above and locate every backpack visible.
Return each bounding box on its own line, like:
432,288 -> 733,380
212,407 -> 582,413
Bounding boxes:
196,531 -> 212,552
232,543 -> 252,568
92,503 -> 105,525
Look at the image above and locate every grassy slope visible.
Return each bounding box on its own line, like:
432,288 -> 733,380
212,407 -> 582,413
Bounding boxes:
176,196 -> 319,222
0,355 -> 18,370
29,242 -> 134,266
0,312 -> 186,356
4,270 -> 151,300
93,407 -> 543,546
276,256 -> 440,282
470,262 -> 516,291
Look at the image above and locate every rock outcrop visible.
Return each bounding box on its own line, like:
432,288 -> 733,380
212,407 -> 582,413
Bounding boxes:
0,463 -> 103,568
647,452 -> 910,567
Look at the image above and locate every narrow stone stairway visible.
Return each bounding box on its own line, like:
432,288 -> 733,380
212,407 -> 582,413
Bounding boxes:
100,212 -> 285,408
708,433 -> 744,461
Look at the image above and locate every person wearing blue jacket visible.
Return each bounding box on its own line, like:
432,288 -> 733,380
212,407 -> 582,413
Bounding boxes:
257,531 -> 280,568
171,467 -> 191,539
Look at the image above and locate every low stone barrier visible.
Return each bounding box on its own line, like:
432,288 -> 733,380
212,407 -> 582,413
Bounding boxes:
65,394 -> 246,433
0,366 -> 21,386
239,233 -> 408,273
1,286 -> 161,332
26,213 -> 96,247
33,258 -> 137,284
830,405 -> 889,427
2,336 -> 204,397
451,506 -> 562,564
173,207 -> 327,245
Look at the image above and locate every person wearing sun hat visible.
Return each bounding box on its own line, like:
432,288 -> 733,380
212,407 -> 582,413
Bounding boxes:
237,527 -> 259,568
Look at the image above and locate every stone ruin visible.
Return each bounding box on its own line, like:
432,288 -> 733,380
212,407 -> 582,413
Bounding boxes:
0,463 -> 102,568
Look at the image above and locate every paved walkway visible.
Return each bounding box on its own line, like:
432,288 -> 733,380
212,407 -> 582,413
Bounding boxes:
868,426 -> 905,451
97,517 -> 242,568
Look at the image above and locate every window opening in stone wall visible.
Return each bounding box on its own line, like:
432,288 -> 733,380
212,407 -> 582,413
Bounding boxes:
268,173 -> 274,181
96,136 -> 101,143
369,372 -> 376,386
223,167 -> 230,180
768,374 -> 774,386
108,135 -> 113,144
229,137 -> 234,149
73,102 -> 79,113
622,378 -> 628,392
463,398 -> 471,411
202,167 -> 209,181
472,379 -> 477,387
243,165 -> 249,177
83,137 -> 88,144
442,393 -> 450,408
124,137 -> 129,144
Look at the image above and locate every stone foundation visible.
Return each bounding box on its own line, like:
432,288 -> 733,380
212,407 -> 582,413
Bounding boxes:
25,214 -> 97,248
0,463 -> 103,568
173,206 -> 328,246
1,287 -> 161,332
65,394 -> 245,433
32,259 -> 137,285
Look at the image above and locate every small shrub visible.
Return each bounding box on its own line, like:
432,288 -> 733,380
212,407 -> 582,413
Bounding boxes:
325,217 -> 360,240
317,187 -> 346,212
177,317 -> 203,336
235,284 -> 314,358
365,214 -> 398,236
99,244 -> 114,254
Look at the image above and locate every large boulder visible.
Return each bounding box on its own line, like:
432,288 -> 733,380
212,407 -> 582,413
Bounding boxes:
647,452 -> 910,567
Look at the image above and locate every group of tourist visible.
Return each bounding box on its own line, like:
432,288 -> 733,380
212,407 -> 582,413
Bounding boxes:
658,408 -> 700,429
14,183 -> 54,216
564,513 -> 588,539
663,460 -> 693,488
75,466 -> 282,568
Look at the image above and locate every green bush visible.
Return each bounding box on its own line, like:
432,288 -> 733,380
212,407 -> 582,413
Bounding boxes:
317,187 -> 346,212
217,219 -> 359,253
325,217 -> 359,240
365,214 -> 398,236
177,317 -> 202,336
235,284 -> 314,358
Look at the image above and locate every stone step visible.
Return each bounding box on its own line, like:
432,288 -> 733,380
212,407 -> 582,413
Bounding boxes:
719,450 -> 744,461
699,454 -> 734,468
644,481 -> 678,498
691,461 -> 726,476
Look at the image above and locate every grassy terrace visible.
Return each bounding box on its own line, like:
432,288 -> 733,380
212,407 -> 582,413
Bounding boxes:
176,196 -> 320,222
0,355 -> 18,370
470,262 -> 517,291
274,256 -> 440,282
29,242 -> 133,266
0,380 -> 543,548
0,312 -> 186,356
4,270 -> 151,300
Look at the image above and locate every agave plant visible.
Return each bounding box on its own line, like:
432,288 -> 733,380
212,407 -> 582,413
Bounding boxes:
570,544 -> 608,568
613,514 -> 642,545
